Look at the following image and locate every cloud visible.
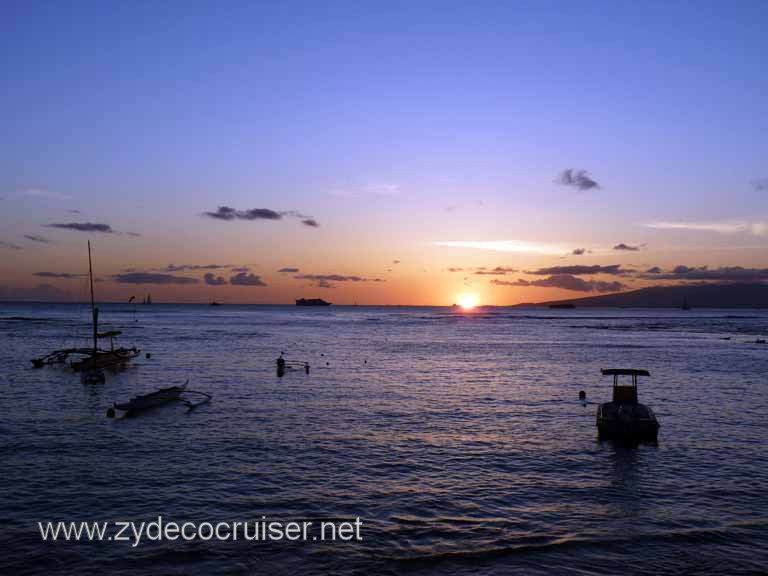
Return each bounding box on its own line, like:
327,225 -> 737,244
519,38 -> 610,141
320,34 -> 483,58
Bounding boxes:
165,263 -> 232,272
447,267 -> 464,272
637,265 -> 768,282
556,169 -> 600,191
433,240 -> 568,255
646,266 -> 662,274
316,279 -> 334,288
24,234 -> 53,244
113,273 -> 199,284
613,243 -> 641,251
231,266 -> 250,273
294,274 -> 384,283
203,206 -> 319,227
528,264 -> 630,276
752,178 -> 768,191
33,271 -> 84,279
68,209 -> 81,214
20,188 -> 72,201
494,274 -> 625,293
45,222 -> 114,233
392,260 -> 401,264
203,206 -> 280,221
278,267 -> 299,273
1,240 -> 23,250
572,248 -> 586,255
126,231 -> 141,237
645,220 -> 768,236
473,266 -> 518,275
204,272 -> 227,286
230,272 -> 267,286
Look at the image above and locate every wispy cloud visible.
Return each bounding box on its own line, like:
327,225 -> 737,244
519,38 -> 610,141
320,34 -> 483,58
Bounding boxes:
113,273 -> 199,284
24,234 -> 54,244
230,272 -> 267,286
613,243 -> 641,251
433,240 -> 568,255
473,266 -> 518,276
278,267 -> 299,273
295,274 -> 384,283
752,178 -> 768,191
165,264 -> 232,272
528,264 -> 631,276
493,274 -> 625,293
1,240 -> 23,250
556,169 -> 600,191
19,188 -> 72,201
204,207 -> 281,221
45,222 -> 114,233
203,206 -> 319,227
645,220 -> 768,236
572,248 -> 586,255
204,272 -> 227,286
33,271 -> 84,279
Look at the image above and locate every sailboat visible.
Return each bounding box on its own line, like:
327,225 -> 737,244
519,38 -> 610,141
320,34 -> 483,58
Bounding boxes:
71,241 -> 141,371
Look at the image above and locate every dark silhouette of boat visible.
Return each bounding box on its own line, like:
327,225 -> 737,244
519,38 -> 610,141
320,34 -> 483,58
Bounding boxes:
596,369 -> 659,441
142,294 -> 152,304
296,298 -> 331,306
210,301 -> 222,306
107,382 -> 187,417
31,241 -> 140,372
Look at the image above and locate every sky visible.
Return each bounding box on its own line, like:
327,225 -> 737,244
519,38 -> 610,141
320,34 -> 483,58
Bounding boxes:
1,1 -> 767,305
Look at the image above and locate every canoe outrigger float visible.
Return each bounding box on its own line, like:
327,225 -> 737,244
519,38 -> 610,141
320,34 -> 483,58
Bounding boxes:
30,241 -> 140,373
106,381 -> 212,417
596,369 -> 660,442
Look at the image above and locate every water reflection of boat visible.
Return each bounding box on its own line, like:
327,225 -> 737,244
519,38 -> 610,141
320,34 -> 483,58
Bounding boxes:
596,369 -> 659,442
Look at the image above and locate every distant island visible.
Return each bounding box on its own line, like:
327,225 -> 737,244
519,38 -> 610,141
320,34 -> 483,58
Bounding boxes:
520,283 -> 768,308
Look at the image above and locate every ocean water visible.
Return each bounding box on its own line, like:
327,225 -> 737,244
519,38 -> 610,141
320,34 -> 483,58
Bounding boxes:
1,303 -> 767,575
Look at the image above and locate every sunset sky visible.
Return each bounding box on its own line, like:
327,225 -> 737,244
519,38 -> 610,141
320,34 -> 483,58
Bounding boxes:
2,1 -> 767,305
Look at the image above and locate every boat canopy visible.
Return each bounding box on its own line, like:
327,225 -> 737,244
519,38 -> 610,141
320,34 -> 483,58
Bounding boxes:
601,369 -> 650,377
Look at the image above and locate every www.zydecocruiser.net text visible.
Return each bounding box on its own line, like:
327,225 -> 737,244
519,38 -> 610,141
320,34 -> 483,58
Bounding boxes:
38,516 -> 364,547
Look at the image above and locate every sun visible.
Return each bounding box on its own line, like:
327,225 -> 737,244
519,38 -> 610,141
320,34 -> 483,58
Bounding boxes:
457,293 -> 479,310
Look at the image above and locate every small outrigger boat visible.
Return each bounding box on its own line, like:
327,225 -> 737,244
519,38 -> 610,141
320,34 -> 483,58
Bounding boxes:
31,241 -> 140,372
107,381 -> 211,417
596,369 -> 659,441
107,381 -> 187,417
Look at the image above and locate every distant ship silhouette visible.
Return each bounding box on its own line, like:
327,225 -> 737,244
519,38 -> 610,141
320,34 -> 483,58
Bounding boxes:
296,298 -> 331,306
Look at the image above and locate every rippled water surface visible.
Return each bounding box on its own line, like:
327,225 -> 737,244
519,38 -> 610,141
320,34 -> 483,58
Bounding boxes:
2,304 -> 767,575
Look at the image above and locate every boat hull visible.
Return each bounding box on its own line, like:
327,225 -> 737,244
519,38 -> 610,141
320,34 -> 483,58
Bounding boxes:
113,385 -> 186,414
71,348 -> 141,371
596,402 -> 659,441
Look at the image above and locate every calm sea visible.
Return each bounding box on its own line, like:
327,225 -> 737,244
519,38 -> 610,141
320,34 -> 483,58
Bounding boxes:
1,303 -> 767,575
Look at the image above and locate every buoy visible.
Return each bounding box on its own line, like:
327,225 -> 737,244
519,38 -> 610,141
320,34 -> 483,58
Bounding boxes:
145,352 -> 151,359
305,364 -> 310,374
578,390 -> 586,401
106,407 -> 116,418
